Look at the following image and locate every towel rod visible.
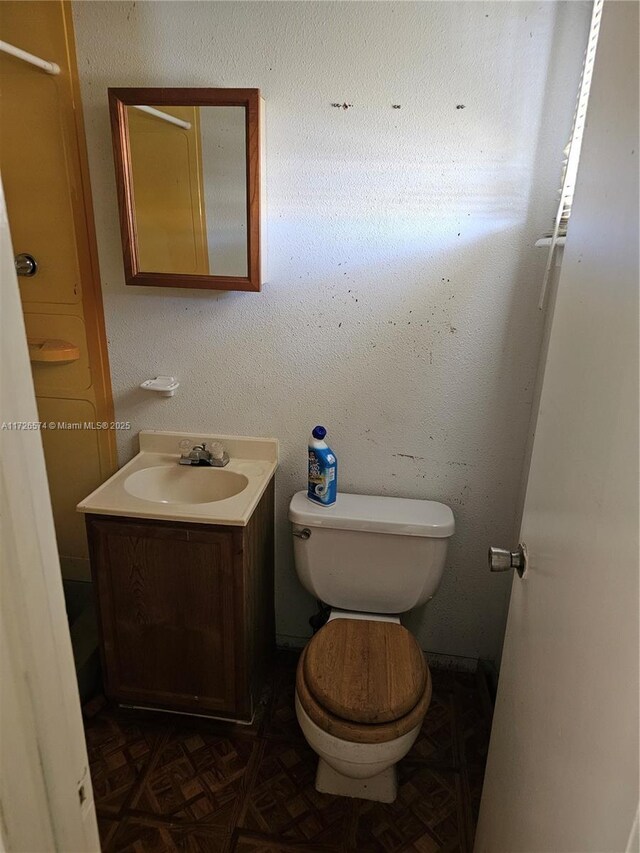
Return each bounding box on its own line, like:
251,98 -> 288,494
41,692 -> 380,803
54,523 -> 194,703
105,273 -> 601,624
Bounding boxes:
132,105 -> 191,130
0,40 -> 60,75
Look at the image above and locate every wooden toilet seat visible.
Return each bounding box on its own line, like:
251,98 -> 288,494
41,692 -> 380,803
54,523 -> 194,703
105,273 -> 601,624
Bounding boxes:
296,619 -> 432,744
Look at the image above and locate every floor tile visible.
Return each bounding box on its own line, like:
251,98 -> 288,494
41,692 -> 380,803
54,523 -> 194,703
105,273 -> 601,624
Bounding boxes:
85,707 -> 165,815
239,739 -> 350,846
454,681 -> 491,769
263,667 -> 304,743
351,765 -> 465,852
109,816 -> 229,852
97,815 -> 120,850
85,655 -> 490,853
406,687 -> 457,769
462,762 -> 486,850
130,725 -> 258,828
232,829 -> 339,852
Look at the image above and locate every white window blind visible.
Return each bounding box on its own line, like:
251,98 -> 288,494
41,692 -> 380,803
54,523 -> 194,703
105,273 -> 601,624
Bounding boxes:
538,0 -> 603,310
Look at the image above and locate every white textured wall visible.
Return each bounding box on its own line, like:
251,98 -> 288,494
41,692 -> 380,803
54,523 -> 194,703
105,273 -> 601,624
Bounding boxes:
73,0 -> 590,664
200,106 -> 248,276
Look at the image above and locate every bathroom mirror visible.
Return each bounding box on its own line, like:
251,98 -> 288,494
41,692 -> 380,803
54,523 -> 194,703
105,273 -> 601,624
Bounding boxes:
108,88 -> 264,291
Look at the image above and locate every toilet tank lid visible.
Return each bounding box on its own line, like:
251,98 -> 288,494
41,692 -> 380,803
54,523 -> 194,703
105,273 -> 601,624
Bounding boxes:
289,491 -> 455,537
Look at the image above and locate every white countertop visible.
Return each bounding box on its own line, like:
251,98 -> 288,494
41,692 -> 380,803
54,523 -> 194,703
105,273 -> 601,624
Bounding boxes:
77,430 -> 278,526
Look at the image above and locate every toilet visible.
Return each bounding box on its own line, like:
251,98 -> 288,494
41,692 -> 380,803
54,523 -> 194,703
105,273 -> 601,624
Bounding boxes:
289,490 -> 455,803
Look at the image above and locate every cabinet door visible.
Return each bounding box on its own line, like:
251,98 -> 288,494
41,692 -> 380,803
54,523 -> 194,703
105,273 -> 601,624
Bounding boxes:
88,517 -> 238,714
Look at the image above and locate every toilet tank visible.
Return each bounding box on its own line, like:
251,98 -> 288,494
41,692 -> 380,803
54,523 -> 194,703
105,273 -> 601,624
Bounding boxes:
289,491 -> 455,614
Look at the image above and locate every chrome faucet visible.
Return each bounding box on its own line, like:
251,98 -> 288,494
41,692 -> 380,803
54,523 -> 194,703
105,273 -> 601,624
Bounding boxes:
178,440 -> 229,467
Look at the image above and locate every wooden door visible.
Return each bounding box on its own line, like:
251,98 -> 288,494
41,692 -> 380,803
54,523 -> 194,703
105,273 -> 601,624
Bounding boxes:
127,105 -> 209,274
475,4 -> 639,850
0,1 -> 115,581
88,517 -> 240,714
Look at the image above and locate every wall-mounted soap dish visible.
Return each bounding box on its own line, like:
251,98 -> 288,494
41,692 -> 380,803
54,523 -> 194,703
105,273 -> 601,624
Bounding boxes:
140,376 -> 179,397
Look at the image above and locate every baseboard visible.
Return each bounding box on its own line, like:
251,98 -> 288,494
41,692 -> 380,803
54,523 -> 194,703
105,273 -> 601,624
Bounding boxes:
425,651 -> 478,672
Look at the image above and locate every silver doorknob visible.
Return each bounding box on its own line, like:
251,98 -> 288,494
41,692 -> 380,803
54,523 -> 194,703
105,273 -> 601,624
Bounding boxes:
15,253 -> 38,277
488,544 -> 528,578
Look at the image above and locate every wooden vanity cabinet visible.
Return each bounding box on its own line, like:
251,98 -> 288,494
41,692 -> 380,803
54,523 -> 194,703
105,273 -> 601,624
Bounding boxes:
86,480 -> 274,721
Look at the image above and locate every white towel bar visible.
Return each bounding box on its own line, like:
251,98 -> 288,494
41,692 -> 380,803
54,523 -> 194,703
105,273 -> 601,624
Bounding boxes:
132,105 -> 191,130
0,40 -> 60,75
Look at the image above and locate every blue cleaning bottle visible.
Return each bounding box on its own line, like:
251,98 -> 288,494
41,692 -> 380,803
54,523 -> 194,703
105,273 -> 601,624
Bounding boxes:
307,425 -> 337,507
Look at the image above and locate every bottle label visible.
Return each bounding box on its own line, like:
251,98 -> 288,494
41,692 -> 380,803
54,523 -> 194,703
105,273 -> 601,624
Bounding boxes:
308,451 -> 322,482
308,449 -> 337,505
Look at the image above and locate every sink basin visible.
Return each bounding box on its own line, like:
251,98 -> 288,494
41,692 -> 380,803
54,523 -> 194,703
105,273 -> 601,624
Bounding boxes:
77,431 -> 278,525
124,465 -> 249,505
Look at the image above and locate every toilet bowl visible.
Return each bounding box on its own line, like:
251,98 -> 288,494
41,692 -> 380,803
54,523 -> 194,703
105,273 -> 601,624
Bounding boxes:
294,612 -> 432,802
289,490 -> 454,803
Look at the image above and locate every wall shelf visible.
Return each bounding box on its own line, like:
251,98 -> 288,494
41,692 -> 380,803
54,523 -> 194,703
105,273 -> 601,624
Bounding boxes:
28,337 -> 80,364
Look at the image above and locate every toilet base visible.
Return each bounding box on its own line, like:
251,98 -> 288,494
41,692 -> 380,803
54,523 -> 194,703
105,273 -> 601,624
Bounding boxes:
315,759 -> 398,803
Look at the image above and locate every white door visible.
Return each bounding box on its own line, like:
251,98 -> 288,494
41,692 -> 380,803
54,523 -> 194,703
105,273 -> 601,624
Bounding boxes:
474,3 -> 639,852
0,177 -> 100,851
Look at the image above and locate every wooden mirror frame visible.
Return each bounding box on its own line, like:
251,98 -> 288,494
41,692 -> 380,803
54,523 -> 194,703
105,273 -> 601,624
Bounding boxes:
108,87 -> 263,292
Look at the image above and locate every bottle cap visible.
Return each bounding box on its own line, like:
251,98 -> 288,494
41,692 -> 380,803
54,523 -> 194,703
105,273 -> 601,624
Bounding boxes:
312,425 -> 327,440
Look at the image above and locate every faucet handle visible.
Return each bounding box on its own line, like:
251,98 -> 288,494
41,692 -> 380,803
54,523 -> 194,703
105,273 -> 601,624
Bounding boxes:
209,441 -> 225,461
